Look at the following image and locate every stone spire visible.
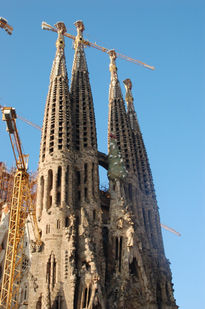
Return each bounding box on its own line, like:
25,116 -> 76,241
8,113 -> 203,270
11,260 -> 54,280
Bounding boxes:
69,21 -> 106,309
39,22 -> 72,165
28,22 -> 77,309
123,78 -> 165,252
108,50 -> 136,174
123,78 -> 154,196
70,21 -> 97,152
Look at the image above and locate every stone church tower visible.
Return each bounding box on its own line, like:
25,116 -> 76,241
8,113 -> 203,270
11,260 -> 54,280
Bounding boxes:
27,21 -> 178,309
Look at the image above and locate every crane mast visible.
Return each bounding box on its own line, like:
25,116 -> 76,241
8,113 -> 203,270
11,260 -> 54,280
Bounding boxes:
0,107 -> 42,308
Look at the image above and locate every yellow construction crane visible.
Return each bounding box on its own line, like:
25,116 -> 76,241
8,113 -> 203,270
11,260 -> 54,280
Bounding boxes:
0,17 -> 13,35
0,104 -> 41,131
41,21 -> 155,70
0,107 -> 42,309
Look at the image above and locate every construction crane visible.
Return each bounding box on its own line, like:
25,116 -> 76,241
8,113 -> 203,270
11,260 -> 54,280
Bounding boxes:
41,21 -> 155,70
0,17 -> 13,35
0,104 -> 41,131
0,107 -> 42,308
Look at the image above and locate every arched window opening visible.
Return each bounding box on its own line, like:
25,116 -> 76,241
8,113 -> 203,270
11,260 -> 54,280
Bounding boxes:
77,191 -> 81,202
84,163 -> 88,184
129,257 -> 139,277
46,253 -> 57,289
56,166 -> 62,206
52,295 -> 62,309
65,166 -> 69,204
57,219 -> 60,229
76,171 -> 81,186
66,166 -> 69,185
36,295 -> 42,309
40,176 -> 44,211
47,169 -> 53,210
115,236 -> 123,272
24,284 -> 28,300
84,187 -> 88,200
65,216 -> 69,227
57,166 -> 62,187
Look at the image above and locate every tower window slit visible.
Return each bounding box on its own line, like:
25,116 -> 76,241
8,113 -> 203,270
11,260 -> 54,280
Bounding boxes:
84,187 -> 88,200
57,219 -> 60,229
84,163 -> 87,183
65,217 -> 69,227
47,169 -> 53,209
92,163 -> 95,197
119,236 -> 123,272
56,166 -> 62,205
40,176 -> 44,211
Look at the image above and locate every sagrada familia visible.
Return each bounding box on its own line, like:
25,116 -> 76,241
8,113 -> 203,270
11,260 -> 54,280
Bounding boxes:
0,21 -> 178,309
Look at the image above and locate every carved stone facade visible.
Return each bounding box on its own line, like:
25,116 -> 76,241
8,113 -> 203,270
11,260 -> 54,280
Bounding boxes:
27,21 -> 178,309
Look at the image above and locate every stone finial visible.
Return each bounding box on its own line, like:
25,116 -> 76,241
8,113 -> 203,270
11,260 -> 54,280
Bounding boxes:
123,78 -> 132,90
74,20 -> 85,33
123,78 -> 134,111
55,22 -> 67,51
74,20 -> 85,49
108,50 -> 118,81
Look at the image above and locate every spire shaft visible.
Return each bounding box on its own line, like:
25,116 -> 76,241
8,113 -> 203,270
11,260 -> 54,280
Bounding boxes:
123,78 -> 155,195
70,20 -> 97,152
108,51 -> 136,173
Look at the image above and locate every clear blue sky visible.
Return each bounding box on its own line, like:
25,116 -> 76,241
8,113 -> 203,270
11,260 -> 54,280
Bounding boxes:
0,1 -> 205,308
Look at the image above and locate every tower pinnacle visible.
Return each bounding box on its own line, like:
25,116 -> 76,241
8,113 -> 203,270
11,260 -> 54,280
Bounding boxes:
108,49 -> 118,83
55,21 -> 66,52
123,78 -> 134,111
74,20 -> 85,49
